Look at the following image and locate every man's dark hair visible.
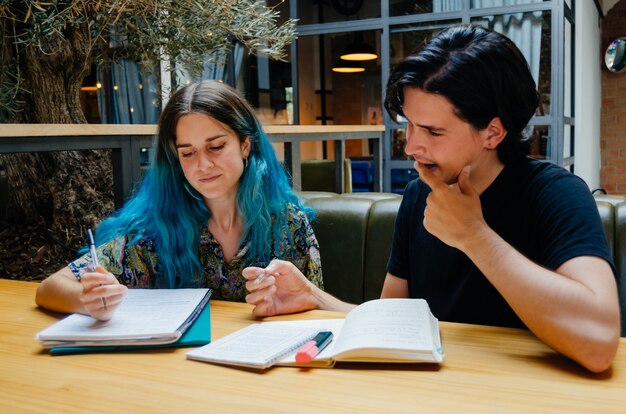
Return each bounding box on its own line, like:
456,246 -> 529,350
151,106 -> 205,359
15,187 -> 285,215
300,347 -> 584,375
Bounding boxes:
384,24 -> 540,164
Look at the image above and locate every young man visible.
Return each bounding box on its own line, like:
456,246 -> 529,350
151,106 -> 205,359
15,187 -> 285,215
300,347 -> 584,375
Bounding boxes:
243,24 -> 621,373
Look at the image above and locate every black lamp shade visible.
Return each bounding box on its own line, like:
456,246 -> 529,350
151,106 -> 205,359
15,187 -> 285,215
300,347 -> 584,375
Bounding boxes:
340,33 -> 378,61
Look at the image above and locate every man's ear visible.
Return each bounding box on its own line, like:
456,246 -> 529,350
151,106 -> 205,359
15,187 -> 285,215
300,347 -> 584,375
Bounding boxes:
483,117 -> 507,150
242,136 -> 252,157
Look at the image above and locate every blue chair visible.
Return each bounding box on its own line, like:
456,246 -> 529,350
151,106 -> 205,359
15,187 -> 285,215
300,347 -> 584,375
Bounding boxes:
351,160 -> 373,192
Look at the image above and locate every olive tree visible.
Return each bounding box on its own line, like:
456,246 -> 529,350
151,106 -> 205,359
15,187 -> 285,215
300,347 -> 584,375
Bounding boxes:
0,0 -> 295,279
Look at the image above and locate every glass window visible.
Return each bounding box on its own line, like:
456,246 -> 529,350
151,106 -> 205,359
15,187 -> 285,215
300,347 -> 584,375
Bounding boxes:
297,30 -> 382,159
297,30 -> 382,126
471,10 -> 551,116
390,168 -> 419,194
564,16 -> 573,118
297,0 -> 379,25
391,129 -> 411,160
93,62 -> 160,124
236,46 -> 294,125
390,20 -> 462,68
564,124 -> 573,159
528,125 -> 550,160
471,0 -> 548,8
269,0 -> 291,25
79,68 -> 102,124
390,0 -> 462,16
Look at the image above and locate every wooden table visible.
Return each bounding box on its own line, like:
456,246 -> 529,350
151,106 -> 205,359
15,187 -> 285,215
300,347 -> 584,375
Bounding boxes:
1,279 -> 624,413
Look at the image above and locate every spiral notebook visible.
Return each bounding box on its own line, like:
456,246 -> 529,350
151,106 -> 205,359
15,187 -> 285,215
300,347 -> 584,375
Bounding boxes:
186,323 -> 319,369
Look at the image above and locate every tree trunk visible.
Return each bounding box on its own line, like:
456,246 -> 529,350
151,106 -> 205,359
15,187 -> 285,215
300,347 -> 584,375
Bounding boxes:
0,21 -> 114,280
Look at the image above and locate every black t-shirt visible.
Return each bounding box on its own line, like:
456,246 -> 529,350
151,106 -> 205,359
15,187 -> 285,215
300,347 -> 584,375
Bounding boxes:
387,156 -> 614,328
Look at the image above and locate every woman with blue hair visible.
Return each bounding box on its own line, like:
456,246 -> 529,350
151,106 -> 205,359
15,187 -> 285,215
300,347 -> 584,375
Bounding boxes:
36,80 -> 323,320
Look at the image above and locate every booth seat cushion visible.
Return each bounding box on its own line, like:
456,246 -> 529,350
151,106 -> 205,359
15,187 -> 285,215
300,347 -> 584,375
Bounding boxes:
614,202 -> 626,335
339,192 -> 401,202
305,197 -> 376,304
301,160 -> 336,193
597,201 -> 615,258
297,191 -> 338,202
363,197 -> 402,301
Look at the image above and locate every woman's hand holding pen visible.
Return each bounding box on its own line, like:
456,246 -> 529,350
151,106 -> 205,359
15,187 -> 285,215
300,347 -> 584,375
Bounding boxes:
243,259 -> 317,317
78,266 -> 128,321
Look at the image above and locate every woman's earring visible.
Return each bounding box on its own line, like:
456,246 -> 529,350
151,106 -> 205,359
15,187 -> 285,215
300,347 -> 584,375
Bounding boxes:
243,157 -> 248,169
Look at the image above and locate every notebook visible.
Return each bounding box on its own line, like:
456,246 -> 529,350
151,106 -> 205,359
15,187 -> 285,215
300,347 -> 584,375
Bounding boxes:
49,301 -> 211,355
36,288 -> 211,349
186,323 -> 320,369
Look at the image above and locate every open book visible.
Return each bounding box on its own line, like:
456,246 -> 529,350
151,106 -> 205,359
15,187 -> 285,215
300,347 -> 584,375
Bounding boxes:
187,298 -> 444,369
36,288 -> 211,349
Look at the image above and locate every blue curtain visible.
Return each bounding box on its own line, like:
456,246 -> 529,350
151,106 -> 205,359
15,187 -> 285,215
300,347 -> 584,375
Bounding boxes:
177,43 -> 245,86
96,61 -> 160,124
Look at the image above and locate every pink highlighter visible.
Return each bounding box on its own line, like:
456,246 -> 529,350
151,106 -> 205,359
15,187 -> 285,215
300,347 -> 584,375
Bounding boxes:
295,331 -> 334,363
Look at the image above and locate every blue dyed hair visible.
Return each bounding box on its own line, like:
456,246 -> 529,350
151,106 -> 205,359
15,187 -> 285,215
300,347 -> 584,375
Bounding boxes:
96,80 -> 313,288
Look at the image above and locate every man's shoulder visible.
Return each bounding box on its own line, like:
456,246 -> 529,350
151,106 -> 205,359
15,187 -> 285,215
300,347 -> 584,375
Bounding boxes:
515,157 -> 586,193
509,157 -> 595,213
519,157 -> 575,180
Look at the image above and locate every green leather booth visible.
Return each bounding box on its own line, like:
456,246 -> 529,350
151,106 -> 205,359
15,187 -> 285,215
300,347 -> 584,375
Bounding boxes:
299,191 -> 626,336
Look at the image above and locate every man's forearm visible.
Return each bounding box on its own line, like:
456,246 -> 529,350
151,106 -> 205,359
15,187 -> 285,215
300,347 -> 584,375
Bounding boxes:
460,225 -> 620,372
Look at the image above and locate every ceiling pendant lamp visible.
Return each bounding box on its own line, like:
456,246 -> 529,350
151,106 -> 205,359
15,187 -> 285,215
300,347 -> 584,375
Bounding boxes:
332,59 -> 365,73
340,32 -> 378,61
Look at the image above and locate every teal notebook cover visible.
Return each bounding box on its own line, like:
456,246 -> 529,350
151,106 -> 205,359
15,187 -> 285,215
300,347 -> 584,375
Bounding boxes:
49,301 -> 211,356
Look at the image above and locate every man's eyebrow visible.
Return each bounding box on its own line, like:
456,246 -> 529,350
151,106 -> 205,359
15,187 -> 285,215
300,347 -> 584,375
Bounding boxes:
175,133 -> 227,148
415,123 -> 446,132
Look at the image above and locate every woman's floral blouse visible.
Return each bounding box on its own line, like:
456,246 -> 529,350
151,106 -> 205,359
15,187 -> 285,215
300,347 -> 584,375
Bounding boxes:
69,205 -> 323,300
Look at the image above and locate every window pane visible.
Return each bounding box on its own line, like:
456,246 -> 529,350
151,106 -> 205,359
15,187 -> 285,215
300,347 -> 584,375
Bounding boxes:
390,20 -> 462,68
235,45 -> 293,125
471,10 -> 551,116
471,0 -> 548,8
94,62 -> 160,124
528,125 -> 550,160
564,16 -> 573,117
296,0 -> 379,25
297,31 -> 381,125
390,0 -> 462,16
391,129 -> 411,160
297,30 -> 382,160
391,168 -> 419,194
564,124 -> 573,159
268,0 -> 291,25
